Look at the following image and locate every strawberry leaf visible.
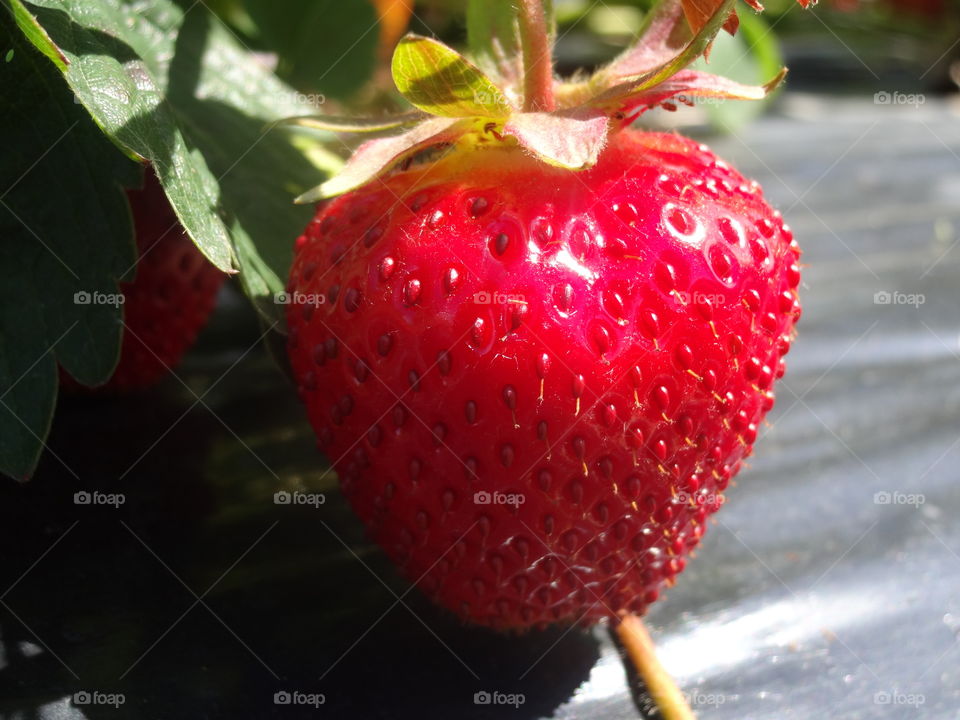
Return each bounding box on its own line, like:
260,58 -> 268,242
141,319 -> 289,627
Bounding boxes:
588,0 -> 740,111
296,117 -> 466,202
274,111 -> 428,134
9,0 -> 233,272
504,110 -> 609,170
6,0 -> 65,70
618,67 -> 786,115
392,35 -> 514,118
0,10 -> 141,480
11,0 -> 333,323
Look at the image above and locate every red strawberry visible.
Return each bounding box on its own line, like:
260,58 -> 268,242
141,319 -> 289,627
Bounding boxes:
62,169 -> 224,391
288,128 -> 800,628
285,0 -> 803,629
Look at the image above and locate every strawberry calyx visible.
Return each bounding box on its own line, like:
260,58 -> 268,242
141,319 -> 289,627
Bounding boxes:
289,0 -> 811,203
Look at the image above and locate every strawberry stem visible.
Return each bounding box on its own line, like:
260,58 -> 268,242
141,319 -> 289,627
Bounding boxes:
616,613 -> 696,720
516,0 -> 555,112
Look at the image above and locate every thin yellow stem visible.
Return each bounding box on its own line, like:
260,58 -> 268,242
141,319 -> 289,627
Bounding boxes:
616,613 -> 696,720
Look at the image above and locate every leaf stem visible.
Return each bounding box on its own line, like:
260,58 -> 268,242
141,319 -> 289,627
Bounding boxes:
516,0 -> 555,112
615,613 -> 697,720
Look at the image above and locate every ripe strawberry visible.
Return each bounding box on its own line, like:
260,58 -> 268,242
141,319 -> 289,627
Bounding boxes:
285,0 -> 803,629
62,169 -> 224,391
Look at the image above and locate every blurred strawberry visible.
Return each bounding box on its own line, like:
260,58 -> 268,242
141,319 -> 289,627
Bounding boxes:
62,169 -> 224,392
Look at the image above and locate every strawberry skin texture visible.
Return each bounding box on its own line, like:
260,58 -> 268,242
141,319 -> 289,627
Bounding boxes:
63,170 -> 224,391
287,130 -> 801,629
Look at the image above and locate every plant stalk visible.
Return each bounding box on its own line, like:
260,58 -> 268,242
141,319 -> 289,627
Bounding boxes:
516,0 -> 555,112
616,613 -> 696,720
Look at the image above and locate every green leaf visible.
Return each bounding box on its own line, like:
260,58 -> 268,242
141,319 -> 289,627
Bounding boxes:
243,0 -> 378,99
0,9 -> 141,480
9,0 -> 234,272
274,111 -> 427,134
392,34 -> 513,119
8,0 -> 65,69
13,0 -> 332,322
